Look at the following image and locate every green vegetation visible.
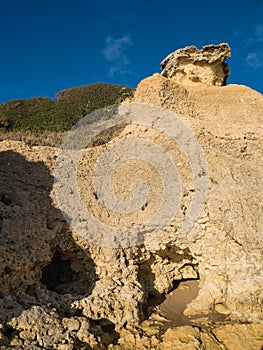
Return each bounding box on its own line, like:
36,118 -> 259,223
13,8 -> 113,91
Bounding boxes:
0,83 -> 134,134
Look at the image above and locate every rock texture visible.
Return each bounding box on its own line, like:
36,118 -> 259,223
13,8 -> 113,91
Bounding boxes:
134,74 -> 263,322
160,43 -> 231,86
1,44 -> 263,349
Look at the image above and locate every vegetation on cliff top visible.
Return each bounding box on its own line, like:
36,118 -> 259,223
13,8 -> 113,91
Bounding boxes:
0,83 -> 134,133
0,83 -> 134,146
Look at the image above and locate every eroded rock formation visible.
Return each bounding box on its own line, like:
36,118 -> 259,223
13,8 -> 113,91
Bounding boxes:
160,43 -> 231,86
0,44 -> 263,349
134,74 -> 263,324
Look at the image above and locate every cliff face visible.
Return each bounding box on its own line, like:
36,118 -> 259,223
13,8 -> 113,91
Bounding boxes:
134,73 -> 263,319
0,44 -> 263,349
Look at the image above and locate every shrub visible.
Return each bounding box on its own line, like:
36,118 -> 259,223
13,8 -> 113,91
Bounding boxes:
0,83 -> 134,134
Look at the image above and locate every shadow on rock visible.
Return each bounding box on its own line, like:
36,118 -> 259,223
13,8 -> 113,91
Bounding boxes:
137,253 -> 165,319
0,150 -> 117,348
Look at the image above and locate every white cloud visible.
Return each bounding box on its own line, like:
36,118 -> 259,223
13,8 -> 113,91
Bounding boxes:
102,34 -> 132,77
246,52 -> 263,68
244,24 -> 263,44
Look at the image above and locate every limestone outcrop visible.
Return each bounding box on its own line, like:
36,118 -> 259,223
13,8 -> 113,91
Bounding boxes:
0,44 -> 263,349
134,74 -> 263,325
160,43 -> 231,86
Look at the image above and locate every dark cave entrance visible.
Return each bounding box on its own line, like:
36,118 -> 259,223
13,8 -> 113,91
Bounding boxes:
40,250 -> 96,296
41,251 -> 73,293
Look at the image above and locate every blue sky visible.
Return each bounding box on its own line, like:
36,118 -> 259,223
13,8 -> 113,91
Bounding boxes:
0,0 -> 262,103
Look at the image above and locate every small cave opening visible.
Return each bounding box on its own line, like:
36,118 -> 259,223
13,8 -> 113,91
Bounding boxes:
137,246 -> 201,322
90,318 -> 120,346
137,259 -> 166,320
143,289 -> 165,319
2,325 -> 19,342
91,318 -> 116,334
0,193 -> 13,206
41,251 -> 73,292
40,250 -> 96,296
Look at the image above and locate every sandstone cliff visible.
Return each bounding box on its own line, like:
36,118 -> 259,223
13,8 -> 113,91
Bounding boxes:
0,44 -> 262,349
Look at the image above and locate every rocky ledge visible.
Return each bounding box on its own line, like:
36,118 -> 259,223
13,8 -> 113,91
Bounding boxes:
160,43 -> 231,86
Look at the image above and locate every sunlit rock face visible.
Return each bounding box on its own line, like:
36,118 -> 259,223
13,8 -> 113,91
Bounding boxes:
160,43 -> 231,86
0,42 -> 263,349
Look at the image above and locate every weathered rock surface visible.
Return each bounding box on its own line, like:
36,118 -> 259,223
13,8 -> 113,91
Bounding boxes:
134,73 -> 263,323
161,43 -> 231,86
114,321 -> 263,350
1,44 -> 263,349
